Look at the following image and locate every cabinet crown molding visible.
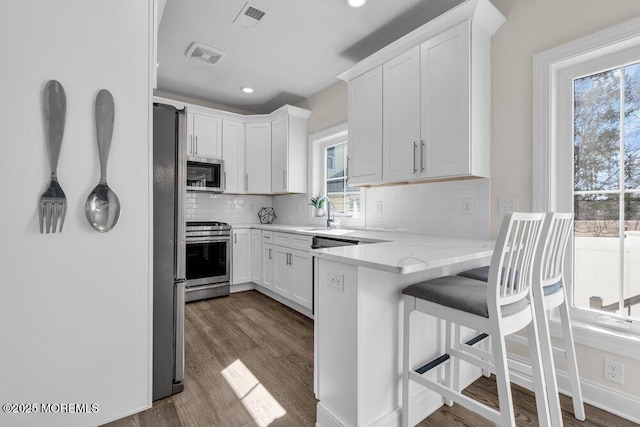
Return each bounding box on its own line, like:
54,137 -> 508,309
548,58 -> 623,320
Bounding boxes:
337,0 -> 505,82
153,95 -> 311,123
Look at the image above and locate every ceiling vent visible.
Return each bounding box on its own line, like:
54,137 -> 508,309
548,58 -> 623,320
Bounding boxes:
234,2 -> 266,29
185,42 -> 226,66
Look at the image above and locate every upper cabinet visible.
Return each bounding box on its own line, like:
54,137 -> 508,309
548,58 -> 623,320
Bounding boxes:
245,121 -> 272,194
154,96 -> 311,195
187,110 -> 222,159
421,21 -> 475,179
271,106 -> 311,194
382,46 -> 421,183
222,119 -> 245,193
347,66 -> 383,186
339,0 -> 505,186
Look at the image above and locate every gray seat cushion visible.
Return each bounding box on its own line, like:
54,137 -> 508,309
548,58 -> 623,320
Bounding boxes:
457,266 -> 562,296
402,275 -> 529,318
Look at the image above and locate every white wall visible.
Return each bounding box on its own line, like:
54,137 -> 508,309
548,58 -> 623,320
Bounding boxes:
489,0 -> 640,400
490,0 -> 640,235
0,2 -> 153,426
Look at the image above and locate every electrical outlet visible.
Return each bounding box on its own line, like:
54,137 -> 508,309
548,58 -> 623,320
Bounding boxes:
376,201 -> 383,214
604,357 -> 624,384
328,272 -> 344,291
498,196 -> 519,214
461,198 -> 473,215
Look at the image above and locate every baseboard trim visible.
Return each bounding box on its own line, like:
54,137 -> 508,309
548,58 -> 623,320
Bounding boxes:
254,285 -> 314,319
316,402 -> 346,427
230,282 -> 255,293
507,353 -> 640,424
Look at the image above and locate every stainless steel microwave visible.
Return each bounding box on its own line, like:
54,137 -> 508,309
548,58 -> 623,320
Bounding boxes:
186,157 -> 224,192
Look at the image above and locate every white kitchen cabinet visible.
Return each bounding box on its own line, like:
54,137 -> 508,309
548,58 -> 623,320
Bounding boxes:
347,66 -> 383,185
273,246 -> 293,298
420,21 -> 485,179
232,229 -> 251,285
339,6 -> 502,186
290,249 -> 312,309
382,46 -> 422,182
271,106 -> 311,194
251,229 -> 262,285
245,121 -> 272,193
222,119 -> 245,193
187,111 -> 222,159
262,242 -> 275,290
272,232 -> 313,310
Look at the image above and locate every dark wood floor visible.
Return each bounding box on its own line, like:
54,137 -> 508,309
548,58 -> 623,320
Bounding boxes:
106,290 -> 637,427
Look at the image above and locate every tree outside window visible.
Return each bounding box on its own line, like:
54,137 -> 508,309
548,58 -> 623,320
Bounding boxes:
573,62 -> 640,318
325,143 -> 360,216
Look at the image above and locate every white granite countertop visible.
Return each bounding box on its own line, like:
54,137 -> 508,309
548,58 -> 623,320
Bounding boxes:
231,223 -> 495,275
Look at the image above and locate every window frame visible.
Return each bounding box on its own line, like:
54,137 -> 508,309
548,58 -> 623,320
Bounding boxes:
324,141 -> 360,216
310,123 -> 365,223
534,16 -> 640,339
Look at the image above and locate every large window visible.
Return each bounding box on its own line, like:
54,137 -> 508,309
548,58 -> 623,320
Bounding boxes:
534,19 -> 640,333
573,63 -> 640,318
325,142 -> 360,216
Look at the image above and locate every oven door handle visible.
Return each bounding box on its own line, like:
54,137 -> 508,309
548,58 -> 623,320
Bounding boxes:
186,236 -> 231,243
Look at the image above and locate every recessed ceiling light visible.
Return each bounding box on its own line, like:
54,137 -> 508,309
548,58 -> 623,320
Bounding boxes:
345,0 -> 366,8
241,86 -> 254,94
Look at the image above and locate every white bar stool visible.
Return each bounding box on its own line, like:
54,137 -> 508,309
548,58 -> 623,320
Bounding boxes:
401,212 -> 553,426
458,212 -> 585,421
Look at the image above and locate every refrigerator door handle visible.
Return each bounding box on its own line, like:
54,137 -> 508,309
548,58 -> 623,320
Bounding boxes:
174,279 -> 186,383
176,110 -> 187,279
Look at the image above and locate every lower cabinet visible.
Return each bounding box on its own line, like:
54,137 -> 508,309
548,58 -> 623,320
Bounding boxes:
273,247 -> 312,310
232,229 -> 251,285
290,249 -> 312,309
254,230 -> 312,312
251,229 -> 262,285
262,242 -> 275,290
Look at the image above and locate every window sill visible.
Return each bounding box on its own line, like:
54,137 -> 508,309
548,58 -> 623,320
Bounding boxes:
548,317 -> 640,360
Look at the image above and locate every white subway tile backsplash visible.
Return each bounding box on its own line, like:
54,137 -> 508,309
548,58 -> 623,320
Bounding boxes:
187,179 -> 489,237
185,192 -> 272,225
364,179 -> 490,238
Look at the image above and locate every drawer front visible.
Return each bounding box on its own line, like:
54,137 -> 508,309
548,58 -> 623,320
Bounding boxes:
262,231 -> 274,243
274,232 -> 291,247
273,232 -> 312,251
291,235 -> 312,251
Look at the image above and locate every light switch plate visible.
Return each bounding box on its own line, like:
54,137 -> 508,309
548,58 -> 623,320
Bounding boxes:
498,196 -> 519,214
328,272 -> 344,291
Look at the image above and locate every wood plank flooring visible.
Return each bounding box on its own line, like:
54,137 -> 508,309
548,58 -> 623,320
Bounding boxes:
106,290 -> 637,427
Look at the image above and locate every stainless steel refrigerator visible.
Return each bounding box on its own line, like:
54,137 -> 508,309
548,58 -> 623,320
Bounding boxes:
153,103 -> 186,400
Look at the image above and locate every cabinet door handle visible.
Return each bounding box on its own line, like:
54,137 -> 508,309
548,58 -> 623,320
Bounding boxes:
420,140 -> 425,173
268,248 -> 272,259
234,234 -> 237,244
245,173 -> 249,192
413,141 -> 418,174
189,135 -> 193,154
223,172 -> 227,191
283,170 -> 286,190
195,136 -> 198,154
289,253 -> 293,266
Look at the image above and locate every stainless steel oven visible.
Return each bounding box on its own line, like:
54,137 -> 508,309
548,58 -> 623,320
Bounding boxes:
185,221 -> 231,302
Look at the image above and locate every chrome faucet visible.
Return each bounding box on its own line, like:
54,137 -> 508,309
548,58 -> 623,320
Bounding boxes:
325,197 -> 336,229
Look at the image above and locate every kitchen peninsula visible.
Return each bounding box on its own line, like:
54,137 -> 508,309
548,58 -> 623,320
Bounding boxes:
311,232 -> 494,426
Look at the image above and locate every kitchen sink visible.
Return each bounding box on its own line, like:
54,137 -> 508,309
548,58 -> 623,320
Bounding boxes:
297,228 -> 355,236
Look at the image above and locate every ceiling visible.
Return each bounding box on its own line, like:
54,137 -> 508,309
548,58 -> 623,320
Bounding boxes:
157,0 -> 465,113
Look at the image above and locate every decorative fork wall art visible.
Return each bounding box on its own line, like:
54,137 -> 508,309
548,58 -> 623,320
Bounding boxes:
39,80 -> 67,234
